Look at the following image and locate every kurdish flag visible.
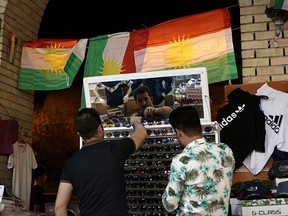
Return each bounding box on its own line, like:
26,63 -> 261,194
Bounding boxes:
133,8 -> 238,83
84,8 -> 238,84
270,0 -> 288,10
84,32 -> 135,77
18,38 -> 88,90
81,32 -> 137,109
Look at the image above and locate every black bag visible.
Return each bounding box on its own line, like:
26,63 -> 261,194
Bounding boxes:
268,160 -> 288,180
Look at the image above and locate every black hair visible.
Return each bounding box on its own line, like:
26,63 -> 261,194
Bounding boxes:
34,166 -> 47,180
133,85 -> 153,101
169,106 -> 202,136
75,108 -> 102,140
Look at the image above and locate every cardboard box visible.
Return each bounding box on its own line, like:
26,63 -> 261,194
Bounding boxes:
241,198 -> 288,216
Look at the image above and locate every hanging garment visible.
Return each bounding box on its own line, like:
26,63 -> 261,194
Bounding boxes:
216,87 -> 266,169
7,141 -> 38,210
101,80 -> 132,107
243,83 -> 288,175
0,120 -> 18,154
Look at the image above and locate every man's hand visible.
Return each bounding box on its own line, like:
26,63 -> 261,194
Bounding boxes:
130,116 -> 142,126
144,106 -> 156,116
129,116 -> 147,151
144,106 -> 173,117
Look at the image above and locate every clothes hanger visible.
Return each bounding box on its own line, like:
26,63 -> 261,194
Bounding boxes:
18,129 -> 30,145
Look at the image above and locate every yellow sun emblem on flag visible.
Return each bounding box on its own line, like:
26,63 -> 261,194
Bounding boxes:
99,56 -> 125,76
166,36 -> 195,69
43,43 -> 69,74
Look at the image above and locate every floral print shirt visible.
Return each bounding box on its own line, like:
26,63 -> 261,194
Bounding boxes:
162,138 -> 235,216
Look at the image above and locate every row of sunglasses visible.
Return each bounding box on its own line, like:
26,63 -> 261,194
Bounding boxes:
126,181 -> 167,189
127,190 -> 163,197
104,126 -> 215,139
129,212 -> 173,216
125,167 -> 169,175
103,116 -> 170,128
128,152 -> 176,160
104,128 -> 175,138
127,194 -> 174,215
105,133 -> 215,147
137,144 -> 182,153
125,159 -> 171,167
127,197 -> 162,205
103,116 -> 215,133
127,195 -> 175,215
125,174 -> 169,181
129,212 -> 171,216
103,115 -> 216,133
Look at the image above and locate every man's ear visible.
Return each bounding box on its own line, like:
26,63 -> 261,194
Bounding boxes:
175,128 -> 181,137
175,128 -> 184,138
98,125 -> 103,135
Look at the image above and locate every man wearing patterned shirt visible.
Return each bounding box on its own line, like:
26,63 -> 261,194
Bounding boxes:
162,106 -> 235,216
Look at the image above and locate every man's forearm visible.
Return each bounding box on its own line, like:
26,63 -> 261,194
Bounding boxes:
155,106 -> 173,116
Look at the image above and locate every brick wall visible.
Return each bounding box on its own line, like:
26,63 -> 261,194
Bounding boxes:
0,0 -> 48,188
239,0 -> 288,83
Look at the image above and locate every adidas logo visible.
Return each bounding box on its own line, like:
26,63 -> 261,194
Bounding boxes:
265,115 -> 282,134
235,104 -> 245,113
218,104 -> 245,129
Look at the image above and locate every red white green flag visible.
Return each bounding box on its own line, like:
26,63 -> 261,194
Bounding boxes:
83,8 -> 238,84
84,32 -> 135,77
133,8 -> 238,83
18,38 -> 88,90
82,33 -> 135,108
271,0 -> 288,10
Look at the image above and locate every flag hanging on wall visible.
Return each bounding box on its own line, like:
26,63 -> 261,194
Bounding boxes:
82,32 -> 136,109
84,32 -> 136,77
83,8 -> 238,84
18,38 -> 88,90
270,0 -> 288,10
133,8 -> 238,83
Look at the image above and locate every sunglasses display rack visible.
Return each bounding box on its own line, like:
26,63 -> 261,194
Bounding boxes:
103,121 -> 220,216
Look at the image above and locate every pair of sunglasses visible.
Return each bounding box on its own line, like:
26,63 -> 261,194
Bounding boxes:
105,131 -> 129,138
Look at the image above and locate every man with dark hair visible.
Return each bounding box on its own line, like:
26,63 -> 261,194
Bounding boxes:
132,85 -> 173,117
33,165 -> 47,213
55,108 -> 147,216
162,106 -> 235,215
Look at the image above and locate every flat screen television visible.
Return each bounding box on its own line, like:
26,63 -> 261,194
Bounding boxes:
83,67 -> 211,124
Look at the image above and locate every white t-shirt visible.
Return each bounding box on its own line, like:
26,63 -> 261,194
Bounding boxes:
243,83 -> 288,175
7,141 -> 38,210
